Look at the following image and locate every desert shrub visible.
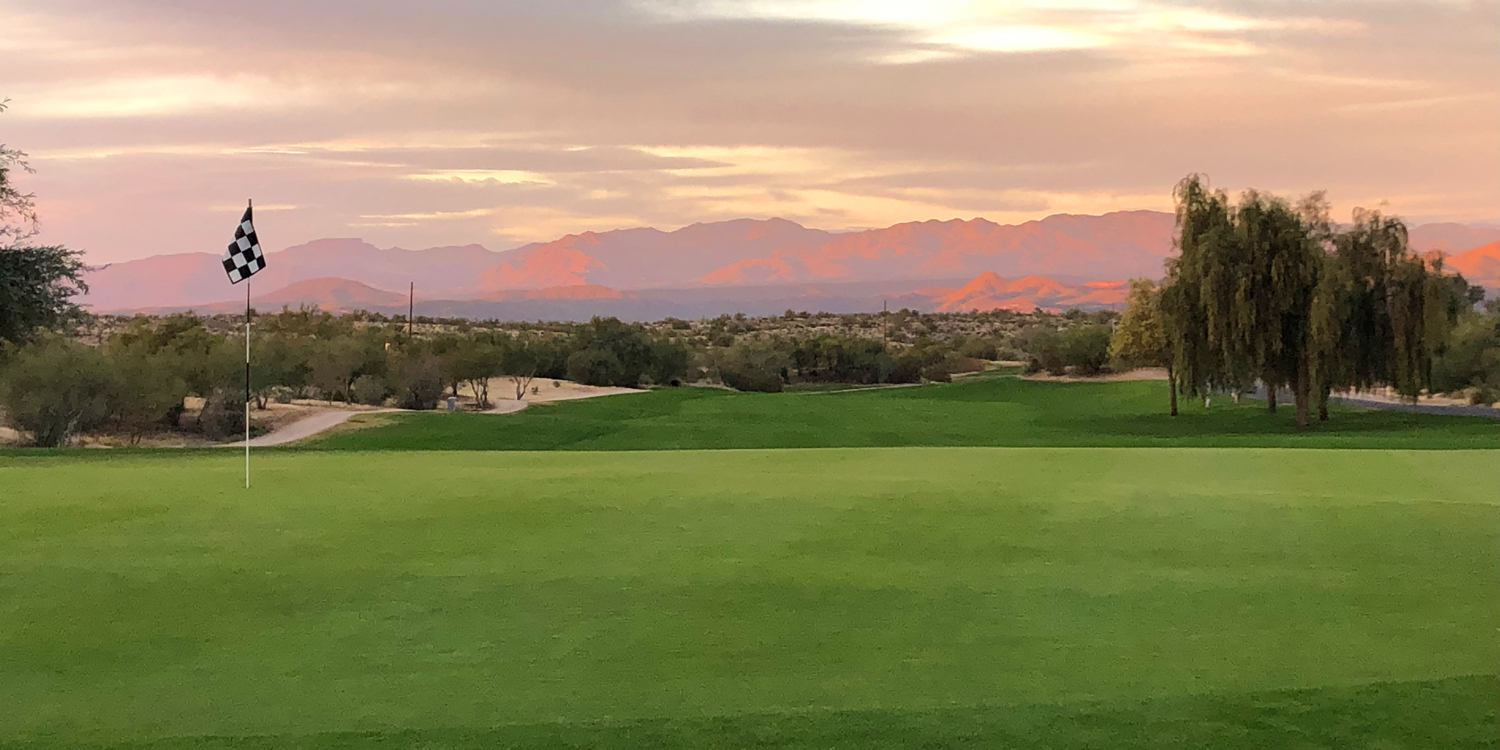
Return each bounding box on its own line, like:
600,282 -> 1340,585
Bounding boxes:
569,317 -> 653,386
350,375 -> 389,406
0,336 -> 110,446
1472,382 -> 1499,406
647,338 -> 692,386
1062,324 -> 1113,376
718,342 -> 787,393
269,386 -> 296,404
920,353 -> 980,383
1017,326 -> 1066,375
394,353 -> 443,411
957,338 -> 1000,361
197,388 -> 246,441
886,353 -> 924,384
1431,312 -> 1500,395
104,345 -> 188,442
566,348 -> 625,387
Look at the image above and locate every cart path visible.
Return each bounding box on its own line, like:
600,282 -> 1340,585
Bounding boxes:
243,408 -> 397,447
242,387 -> 642,447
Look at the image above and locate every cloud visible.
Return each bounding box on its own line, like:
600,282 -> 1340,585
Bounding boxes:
1,0 -> 1495,262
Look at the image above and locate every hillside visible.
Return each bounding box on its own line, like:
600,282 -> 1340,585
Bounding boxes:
79,214 -> 1500,317
1446,241 -> 1500,289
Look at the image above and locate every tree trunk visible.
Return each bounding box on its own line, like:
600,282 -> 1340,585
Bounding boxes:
1294,363 -> 1311,429
1167,364 -> 1178,417
1318,387 -> 1329,422
1266,385 -> 1277,413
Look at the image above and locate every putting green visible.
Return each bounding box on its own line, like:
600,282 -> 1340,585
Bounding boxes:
1,447 -> 1495,747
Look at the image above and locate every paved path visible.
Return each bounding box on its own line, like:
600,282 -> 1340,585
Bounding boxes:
1327,393 -> 1500,419
243,409 -> 395,447
1253,386 -> 1500,420
242,390 -> 618,447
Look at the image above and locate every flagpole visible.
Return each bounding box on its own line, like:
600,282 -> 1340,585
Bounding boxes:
245,198 -> 252,490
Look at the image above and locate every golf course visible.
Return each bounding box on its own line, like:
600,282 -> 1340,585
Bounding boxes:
2,374 -> 1497,748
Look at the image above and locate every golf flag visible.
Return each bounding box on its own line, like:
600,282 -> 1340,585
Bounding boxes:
222,204 -> 266,283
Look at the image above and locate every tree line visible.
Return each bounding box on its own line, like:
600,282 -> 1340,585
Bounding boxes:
0,311 -> 703,446
1111,175 -> 1495,425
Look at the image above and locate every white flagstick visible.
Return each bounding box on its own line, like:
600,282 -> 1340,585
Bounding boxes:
245,276 -> 251,489
244,198 -> 252,490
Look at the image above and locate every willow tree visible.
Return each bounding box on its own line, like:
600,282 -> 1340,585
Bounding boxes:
1333,209 -> 1407,390
1161,175 -> 1235,402
1231,191 -> 1322,427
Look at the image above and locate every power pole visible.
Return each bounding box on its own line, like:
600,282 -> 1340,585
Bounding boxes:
882,299 -> 889,347
408,281 -> 414,339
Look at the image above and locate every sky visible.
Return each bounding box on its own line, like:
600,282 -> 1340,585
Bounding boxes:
2,0 -> 1497,263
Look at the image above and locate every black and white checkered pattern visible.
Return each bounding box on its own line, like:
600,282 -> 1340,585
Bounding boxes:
222,205 -> 265,284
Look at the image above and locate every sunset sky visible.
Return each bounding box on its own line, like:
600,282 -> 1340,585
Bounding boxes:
3,0 -> 1496,263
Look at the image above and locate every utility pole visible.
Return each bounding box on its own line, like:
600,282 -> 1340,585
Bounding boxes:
408,281 -> 414,339
882,299 -> 889,347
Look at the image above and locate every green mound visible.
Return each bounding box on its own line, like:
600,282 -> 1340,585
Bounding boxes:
305,376 -> 1500,451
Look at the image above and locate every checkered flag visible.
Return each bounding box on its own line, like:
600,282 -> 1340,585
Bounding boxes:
222,204 -> 265,284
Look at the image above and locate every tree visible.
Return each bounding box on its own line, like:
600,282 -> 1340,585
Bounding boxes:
501,338 -> 540,400
572,317 -> 653,387
391,348 -> 443,410
717,341 -> 787,392
566,347 -> 624,387
648,337 -> 691,386
1,102 -> 89,345
1061,324 -> 1112,376
103,342 -> 188,443
0,100 -> 39,246
1110,279 -> 1176,415
1016,325 -> 1066,375
308,338 -> 363,402
0,246 -> 89,345
1161,175 -> 1236,403
1233,191 -> 1322,427
0,336 -> 110,446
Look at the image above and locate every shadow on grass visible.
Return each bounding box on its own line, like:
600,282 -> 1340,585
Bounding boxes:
8,675 -> 1494,750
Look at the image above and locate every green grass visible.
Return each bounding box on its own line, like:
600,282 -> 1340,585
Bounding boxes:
306,376 -> 1500,451
2,448 -> 1496,747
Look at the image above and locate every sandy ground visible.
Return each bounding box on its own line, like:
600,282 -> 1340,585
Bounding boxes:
1019,367 -> 1171,383
480,377 -> 640,405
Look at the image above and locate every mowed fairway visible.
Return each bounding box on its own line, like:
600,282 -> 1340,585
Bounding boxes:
308,374 -> 1500,451
2,444 -> 1497,747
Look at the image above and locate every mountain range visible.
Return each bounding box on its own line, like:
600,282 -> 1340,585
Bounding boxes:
81,211 -> 1500,320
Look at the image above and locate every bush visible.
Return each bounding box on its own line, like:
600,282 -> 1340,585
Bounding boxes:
1017,326 -> 1066,375
566,348 -> 625,387
0,337 -> 110,446
197,388 -> 246,441
718,342 -> 786,393
105,346 -> 188,442
394,353 -> 443,411
886,353 -> 924,384
647,338 -> 692,386
350,375 -> 389,406
1062,324 -> 1112,376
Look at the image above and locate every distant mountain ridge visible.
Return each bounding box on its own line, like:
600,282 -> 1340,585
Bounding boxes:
80,211 -> 1499,319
